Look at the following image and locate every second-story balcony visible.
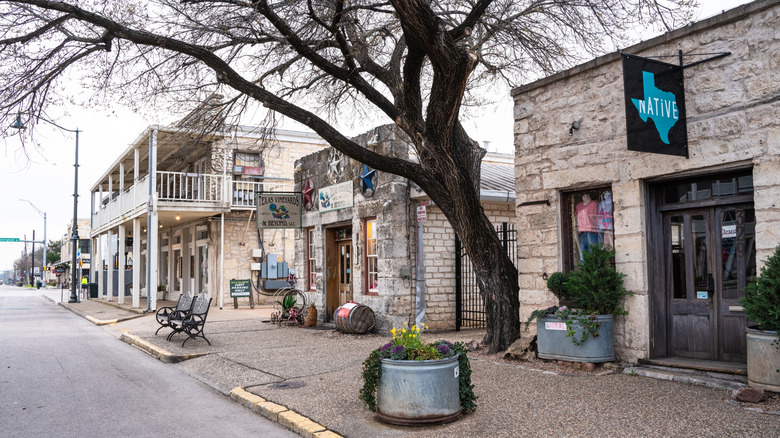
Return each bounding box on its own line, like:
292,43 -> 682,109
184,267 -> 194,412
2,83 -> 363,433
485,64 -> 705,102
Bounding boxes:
93,171 -> 296,232
93,171 -> 231,232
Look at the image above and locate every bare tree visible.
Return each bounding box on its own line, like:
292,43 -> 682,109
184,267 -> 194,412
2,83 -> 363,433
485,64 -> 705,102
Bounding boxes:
0,0 -> 694,352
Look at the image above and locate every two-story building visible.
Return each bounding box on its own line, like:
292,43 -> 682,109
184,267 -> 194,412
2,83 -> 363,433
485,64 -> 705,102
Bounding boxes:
89,119 -> 326,310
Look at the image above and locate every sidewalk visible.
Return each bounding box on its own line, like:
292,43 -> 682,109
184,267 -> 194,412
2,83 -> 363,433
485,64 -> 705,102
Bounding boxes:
54,295 -> 779,438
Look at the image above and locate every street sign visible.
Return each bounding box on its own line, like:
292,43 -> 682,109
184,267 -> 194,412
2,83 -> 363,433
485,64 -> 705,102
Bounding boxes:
0,237 -> 20,242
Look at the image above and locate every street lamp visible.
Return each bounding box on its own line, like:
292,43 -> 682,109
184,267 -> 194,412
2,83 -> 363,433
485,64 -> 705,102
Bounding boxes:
20,199 -> 46,287
11,114 -> 81,303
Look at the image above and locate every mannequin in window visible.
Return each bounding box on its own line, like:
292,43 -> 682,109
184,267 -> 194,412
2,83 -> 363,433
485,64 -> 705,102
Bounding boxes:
598,191 -> 614,248
575,193 -> 599,259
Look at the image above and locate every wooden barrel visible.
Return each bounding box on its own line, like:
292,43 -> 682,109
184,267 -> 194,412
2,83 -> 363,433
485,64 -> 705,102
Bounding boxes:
334,302 -> 375,334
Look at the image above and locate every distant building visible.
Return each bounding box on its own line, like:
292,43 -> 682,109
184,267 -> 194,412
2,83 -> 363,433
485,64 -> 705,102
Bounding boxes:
53,219 -> 90,287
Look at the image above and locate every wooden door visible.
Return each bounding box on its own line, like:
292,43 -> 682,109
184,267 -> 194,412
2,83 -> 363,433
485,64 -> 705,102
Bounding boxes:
665,210 -> 716,359
663,206 -> 754,362
714,205 -> 755,362
338,240 -> 353,306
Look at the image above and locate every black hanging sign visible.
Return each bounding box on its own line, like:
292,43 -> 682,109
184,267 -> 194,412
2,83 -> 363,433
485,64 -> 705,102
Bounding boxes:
622,53 -> 688,157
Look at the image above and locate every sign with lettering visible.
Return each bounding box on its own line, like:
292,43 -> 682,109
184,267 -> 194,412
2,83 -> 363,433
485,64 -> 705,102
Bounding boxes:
229,279 -> 251,298
318,181 -> 353,212
545,321 -> 567,331
416,206 -> 427,222
256,192 -> 302,229
721,224 -> 737,238
622,53 -> 688,157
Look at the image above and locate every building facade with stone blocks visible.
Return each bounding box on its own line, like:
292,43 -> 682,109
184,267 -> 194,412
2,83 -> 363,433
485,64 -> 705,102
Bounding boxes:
88,118 -> 327,310
49,218 -> 91,287
512,0 -> 780,364
294,125 -> 516,332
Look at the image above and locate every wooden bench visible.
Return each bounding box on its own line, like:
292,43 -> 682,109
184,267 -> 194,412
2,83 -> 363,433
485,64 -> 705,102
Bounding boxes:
155,293 -> 194,336
177,295 -> 213,347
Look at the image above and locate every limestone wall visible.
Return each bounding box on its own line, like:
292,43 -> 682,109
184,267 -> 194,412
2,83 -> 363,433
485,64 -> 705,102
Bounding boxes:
512,1 -> 780,362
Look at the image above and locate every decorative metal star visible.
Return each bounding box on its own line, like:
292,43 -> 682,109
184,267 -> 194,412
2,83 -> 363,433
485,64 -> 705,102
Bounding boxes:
327,149 -> 343,183
303,178 -> 315,209
360,164 -> 376,196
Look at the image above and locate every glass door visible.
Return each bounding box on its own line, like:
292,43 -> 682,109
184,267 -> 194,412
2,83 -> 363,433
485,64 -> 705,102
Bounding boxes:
663,205 -> 755,362
665,210 -> 716,360
338,240 -> 352,306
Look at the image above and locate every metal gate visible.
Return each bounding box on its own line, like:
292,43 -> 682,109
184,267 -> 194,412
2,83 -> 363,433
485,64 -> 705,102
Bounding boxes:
455,222 -> 518,330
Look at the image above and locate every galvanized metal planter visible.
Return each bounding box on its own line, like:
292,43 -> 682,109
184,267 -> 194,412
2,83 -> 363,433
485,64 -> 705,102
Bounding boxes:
376,354 -> 461,425
537,315 -> 615,363
746,327 -> 780,393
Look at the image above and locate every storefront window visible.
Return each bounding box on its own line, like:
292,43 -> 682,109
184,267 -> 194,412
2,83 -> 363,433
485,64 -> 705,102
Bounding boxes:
366,219 -> 378,293
307,228 -> 316,291
565,187 -> 614,269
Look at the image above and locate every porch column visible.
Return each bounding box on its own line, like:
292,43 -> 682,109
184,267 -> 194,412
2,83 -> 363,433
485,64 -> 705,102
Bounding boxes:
119,162 -> 125,194
96,234 -> 103,299
117,223 -> 126,304
132,218 -> 141,308
133,147 -> 140,182
106,228 -> 114,301
147,127 -> 159,311
182,227 -> 191,295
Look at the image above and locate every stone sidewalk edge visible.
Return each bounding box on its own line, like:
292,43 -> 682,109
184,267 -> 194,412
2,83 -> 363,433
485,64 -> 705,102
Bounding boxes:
117,332 -> 342,437
119,332 -> 207,364
228,387 -> 343,438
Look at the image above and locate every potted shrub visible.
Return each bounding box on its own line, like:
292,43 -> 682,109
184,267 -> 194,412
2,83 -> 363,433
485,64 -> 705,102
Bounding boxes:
526,243 -> 633,362
741,245 -> 780,392
360,324 -> 476,425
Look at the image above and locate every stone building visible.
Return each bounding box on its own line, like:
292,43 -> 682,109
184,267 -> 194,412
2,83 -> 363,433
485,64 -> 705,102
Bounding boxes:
57,218 -> 91,287
294,125 -> 515,331
512,0 -> 779,365
89,117 -> 327,309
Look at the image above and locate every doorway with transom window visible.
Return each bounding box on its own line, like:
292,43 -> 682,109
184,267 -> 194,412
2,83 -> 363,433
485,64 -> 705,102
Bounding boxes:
649,169 -> 756,365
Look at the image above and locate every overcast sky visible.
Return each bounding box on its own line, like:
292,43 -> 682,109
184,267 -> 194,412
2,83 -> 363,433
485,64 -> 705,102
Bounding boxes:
0,1 -> 750,272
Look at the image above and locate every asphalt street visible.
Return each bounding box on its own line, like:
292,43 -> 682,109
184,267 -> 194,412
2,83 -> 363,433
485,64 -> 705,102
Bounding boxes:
0,285 -> 296,438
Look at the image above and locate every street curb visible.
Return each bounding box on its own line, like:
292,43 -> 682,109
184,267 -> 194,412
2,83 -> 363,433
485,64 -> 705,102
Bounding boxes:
119,332 -> 206,363
57,301 -> 118,325
229,387 -> 343,438
87,298 -> 146,314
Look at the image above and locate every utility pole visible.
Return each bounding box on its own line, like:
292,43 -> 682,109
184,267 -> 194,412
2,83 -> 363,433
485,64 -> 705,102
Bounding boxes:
31,230 -> 35,286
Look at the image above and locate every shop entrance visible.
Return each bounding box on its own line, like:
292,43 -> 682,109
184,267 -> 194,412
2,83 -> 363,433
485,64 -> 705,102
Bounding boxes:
325,227 -> 352,321
653,170 -> 756,363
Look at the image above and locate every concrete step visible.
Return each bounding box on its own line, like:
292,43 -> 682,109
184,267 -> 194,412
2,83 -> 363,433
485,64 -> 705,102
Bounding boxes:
624,365 -> 748,392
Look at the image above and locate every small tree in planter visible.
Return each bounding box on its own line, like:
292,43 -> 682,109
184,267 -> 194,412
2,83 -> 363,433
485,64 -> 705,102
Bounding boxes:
526,243 -> 633,361
741,245 -> 780,391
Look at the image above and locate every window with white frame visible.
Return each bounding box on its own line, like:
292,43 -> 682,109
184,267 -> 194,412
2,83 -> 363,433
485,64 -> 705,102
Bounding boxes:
366,219 -> 378,293
307,228 -> 316,290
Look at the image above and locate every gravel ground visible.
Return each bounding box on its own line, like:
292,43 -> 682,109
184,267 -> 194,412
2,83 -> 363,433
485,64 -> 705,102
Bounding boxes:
103,306 -> 780,438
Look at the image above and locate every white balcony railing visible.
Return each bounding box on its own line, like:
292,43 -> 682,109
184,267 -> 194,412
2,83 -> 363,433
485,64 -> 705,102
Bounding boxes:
232,180 -> 294,208
93,172 -> 296,230
157,171 -> 226,203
